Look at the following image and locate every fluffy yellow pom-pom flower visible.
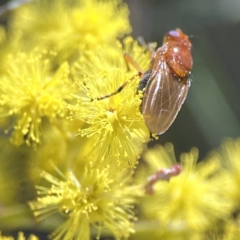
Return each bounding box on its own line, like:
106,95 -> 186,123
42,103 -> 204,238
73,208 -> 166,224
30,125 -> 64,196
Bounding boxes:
68,37 -> 151,167
208,138 -> 240,207
0,232 -> 38,240
29,164 -> 143,240
138,143 -> 234,231
0,49 -> 76,146
10,0 -> 131,62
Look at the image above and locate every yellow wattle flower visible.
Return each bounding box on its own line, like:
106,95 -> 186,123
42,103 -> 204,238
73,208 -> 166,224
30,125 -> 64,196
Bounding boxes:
10,0 -> 131,62
138,143 -> 234,231
0,49 -> 76,146
68,37 -> 151,167
0,232 -> 38,240
29,164 -> 143,240
209,138 -> 240,206
0,25 -> 13,75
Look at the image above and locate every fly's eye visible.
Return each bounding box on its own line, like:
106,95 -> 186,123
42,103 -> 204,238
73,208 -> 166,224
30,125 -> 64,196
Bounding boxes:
168,30 -> 181,38
163,29 -> 182,43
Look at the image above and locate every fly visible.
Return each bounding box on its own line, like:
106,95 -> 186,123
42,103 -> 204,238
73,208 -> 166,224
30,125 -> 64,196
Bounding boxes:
96,29 -> 193,135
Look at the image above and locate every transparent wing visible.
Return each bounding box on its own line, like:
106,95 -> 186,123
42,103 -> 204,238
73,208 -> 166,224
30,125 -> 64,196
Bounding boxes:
141,61 -> 190,135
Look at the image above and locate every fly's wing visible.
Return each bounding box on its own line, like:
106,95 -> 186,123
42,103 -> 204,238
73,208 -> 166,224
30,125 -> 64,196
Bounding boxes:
141,61 -> 190,135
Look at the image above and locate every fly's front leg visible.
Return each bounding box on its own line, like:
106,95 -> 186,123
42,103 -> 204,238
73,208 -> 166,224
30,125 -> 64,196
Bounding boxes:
124,52 -> 143,73
137,37 -> 157,60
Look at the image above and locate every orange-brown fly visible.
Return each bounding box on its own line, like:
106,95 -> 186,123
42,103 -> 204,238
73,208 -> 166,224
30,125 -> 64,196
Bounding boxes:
96,29 -> 193,135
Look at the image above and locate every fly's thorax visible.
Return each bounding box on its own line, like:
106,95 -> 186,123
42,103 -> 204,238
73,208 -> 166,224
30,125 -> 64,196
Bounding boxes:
163,28 -> 192,50
164,42 -> 193,78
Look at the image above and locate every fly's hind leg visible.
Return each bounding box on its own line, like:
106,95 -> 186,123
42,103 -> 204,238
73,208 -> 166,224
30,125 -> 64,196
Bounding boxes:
94,54 -> 144,101
95,72 -> 142,101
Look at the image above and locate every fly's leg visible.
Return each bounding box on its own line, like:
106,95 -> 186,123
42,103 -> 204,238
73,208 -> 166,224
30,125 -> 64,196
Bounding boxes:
137,37 -> 156,57
95,72 -> 142,101
123,42 -> 154,92
93,54 -> 144,101
123,52 -> 143,73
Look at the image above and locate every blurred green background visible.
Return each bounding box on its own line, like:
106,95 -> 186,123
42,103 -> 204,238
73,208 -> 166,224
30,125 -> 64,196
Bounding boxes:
128,0 -> 240,159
